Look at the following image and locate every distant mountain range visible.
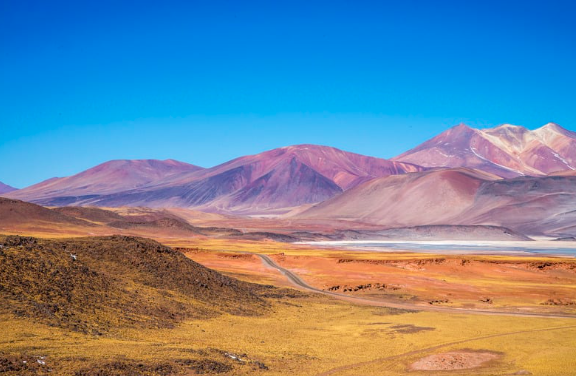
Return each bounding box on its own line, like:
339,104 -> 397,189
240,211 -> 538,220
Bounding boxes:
3,123 -> 576,234
5,145 -> 423,213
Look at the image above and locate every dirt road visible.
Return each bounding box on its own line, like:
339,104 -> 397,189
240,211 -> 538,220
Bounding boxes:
256,254 -> 576,375
257,253 -> 576,319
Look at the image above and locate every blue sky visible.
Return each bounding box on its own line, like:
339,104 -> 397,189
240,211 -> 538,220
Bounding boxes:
1,0 -> 575,188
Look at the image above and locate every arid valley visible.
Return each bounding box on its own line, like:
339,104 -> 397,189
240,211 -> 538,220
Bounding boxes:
2,2 -> 576,374
2,123 -> 576,375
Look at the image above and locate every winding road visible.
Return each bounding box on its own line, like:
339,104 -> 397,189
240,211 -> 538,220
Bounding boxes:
257,253 -> 576,319
256,253 -> 576,375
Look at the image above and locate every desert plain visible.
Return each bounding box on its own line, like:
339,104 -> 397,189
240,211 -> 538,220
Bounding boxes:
2,124 -> 576,375
1,206 -> 576,376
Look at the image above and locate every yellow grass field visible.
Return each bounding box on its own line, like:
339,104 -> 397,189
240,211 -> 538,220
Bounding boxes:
2,235 -> 576,375
2,296 -> 576,375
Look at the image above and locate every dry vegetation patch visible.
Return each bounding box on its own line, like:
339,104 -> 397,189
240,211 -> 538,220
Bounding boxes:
73,360 -> 181,376
390,324 -> 435,334
0,353 -> 54,375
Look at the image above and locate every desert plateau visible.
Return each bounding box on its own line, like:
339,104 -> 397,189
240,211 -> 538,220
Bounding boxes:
2,122 -> 576,375
2,1 -> 576,375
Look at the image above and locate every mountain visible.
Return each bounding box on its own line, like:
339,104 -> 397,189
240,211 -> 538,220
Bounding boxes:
6,159 -> 203,206
0,181 -> 17,194
297,168 -> 576,237
298,168 -> 500,226
7,145 -> 424,214
457,174 -> 576,236
152,144 -> 424,213
392,123 -> 576,177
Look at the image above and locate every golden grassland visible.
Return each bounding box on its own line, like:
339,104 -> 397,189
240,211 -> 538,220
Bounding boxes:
2,296 -> 576,375
2,234 -> 576,375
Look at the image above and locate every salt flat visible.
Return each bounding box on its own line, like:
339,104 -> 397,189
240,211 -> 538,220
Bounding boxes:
299,240 -> 576,257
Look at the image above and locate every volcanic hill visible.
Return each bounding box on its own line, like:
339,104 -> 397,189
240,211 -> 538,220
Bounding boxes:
0,235 -> 269,334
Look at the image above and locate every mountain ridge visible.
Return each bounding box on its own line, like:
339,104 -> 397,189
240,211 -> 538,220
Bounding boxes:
5,159 -> 203,202
392,123 -> 576,177
3,123 -> 575,216
5,144 -> 424,213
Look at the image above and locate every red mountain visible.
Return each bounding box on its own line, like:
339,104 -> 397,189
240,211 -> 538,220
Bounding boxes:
92,145 -> 425,213
7,145 -> 424,214
392,123 -> 576,177
6,159 -> 203,206
297,168 -> 576,237
0,182 -> 17,194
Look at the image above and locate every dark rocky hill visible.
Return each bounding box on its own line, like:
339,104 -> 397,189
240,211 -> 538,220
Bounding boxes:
0,235 -> 270,334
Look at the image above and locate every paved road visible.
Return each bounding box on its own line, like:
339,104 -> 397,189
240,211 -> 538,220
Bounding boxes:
257,253 -> 576,320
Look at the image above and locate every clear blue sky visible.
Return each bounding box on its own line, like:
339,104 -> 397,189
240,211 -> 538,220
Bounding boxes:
1,0 -> 575,188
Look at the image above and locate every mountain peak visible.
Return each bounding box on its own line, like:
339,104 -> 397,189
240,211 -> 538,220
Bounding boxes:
533,122 -> 576,141
452,123 -> 473,131
0,181 -> 17,195
394,122 -> 576,177
487,123 -> 530,134
6,158 -> 204,202
232,144 -> 425,191
536,122 -> 570,134
493,123 -> 524,130
277,144 -> 344,154
540,122 -> 563,130
94,158 -> 200,168
278,144 -> 329,153
446,123 -> 477,136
